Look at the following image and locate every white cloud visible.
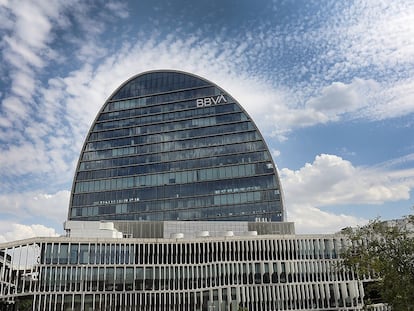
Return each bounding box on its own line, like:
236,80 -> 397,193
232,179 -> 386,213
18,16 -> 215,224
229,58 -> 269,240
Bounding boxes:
0,190 -> 70,223
374,153 -> 414,170
288,204 -> 367,234
307,78 -> 379,119
271,149 -> 281,158
298,1 -> 414,84
0,2 -> 127,186
366,78 -> 414,120
0,1 -> 64,136
304,77 -> 414,122
0,223 -> 59,243
338,2 -> 414,71
1,95 -> 28,119
0,141 -> 70,178
3,35 -> 45,68
10,70 -> 36,100
280,154 -> 414,233
8,1 -> 54,49
0,0 -> 128,125
277,1 -> 414,123
281,154 -> 413,206
104,1 -> 129,19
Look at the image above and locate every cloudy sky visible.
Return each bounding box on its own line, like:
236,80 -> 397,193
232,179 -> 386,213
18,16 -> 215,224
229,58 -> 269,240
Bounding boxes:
1,0 -> 413,241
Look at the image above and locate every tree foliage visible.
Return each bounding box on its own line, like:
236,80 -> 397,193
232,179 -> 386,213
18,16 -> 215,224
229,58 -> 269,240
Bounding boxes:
341,215 -> 414,310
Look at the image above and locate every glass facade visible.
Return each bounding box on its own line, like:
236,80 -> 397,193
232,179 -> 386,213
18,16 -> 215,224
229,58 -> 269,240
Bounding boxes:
68,70 -> 284,222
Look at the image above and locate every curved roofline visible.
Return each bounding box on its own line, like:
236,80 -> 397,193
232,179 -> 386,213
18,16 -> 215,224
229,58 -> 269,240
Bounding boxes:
68,70 -> 284,221
108,69 -> 213,101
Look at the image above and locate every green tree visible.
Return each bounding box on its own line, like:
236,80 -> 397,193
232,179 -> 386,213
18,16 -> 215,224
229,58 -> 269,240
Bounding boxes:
341,215 -> 414,310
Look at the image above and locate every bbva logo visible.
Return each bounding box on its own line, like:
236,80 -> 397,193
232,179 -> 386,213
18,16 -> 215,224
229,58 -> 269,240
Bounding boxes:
196,95 -> 227,108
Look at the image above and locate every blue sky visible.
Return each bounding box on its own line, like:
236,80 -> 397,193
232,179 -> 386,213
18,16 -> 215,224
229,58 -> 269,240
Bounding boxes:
0,0 -> 413,241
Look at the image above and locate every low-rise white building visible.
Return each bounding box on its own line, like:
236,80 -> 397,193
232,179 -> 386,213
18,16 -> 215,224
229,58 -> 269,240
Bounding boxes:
1,221 -> 367,311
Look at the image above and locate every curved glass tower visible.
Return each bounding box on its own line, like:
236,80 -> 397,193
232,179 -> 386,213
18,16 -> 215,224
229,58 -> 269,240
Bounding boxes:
68,70 -> 284,222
